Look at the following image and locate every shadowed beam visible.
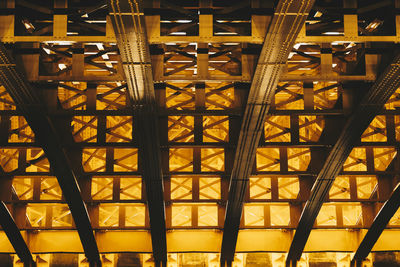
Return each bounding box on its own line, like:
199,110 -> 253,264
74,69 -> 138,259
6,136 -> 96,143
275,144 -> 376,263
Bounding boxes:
220,0 -> 316,264
0,202 -> 35,266
351,179 -> 400,265
0,43 -> 101,266
286,52 -> 400,265
108,0 -> 167,265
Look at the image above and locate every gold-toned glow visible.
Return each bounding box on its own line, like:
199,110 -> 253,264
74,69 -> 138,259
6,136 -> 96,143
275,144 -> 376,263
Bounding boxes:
9,116 -> 34,143
201,148 -> 224,172
168,116 -> 194,142
256,148 -> 280,171
343,147 -> 367,172
169,148 -> 193,172
106,116 -> 133,142
264,116 -> 291,142
203,116 -> 229,142
0,148 -> 18,172
287,148 -> 311,171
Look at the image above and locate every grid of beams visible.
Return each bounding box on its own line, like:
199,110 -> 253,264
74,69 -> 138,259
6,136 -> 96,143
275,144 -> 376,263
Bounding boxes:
286,52 -> 400,264
2,0 -> 400,266
0,43 -> 101,265
220,0 -> 316,264
108,0 -> 167,264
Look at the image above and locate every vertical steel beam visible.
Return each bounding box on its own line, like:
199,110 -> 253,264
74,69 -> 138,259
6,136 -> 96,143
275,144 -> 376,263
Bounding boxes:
108,0 -> 167,263
0,43 -> 101,266
352,176 -> 400,263
286,53 -> 400,263
220,0 -> 315,263
0,202 -> 34,266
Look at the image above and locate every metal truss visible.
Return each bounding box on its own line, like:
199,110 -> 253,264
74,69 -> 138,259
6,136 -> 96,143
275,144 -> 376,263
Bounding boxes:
0,43 -> 101,266
286,51 -> 400,264
220,0 -> 316,264
108,0 -> 167,265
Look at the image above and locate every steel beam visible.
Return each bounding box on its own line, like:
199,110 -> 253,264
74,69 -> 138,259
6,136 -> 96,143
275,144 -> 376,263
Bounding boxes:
220,0 -> 315,263
108,0 -> 167,264
0,43 -> 101,266
0,202 -> 34,266
352,177 -> 400,264
286,53 -> 400,264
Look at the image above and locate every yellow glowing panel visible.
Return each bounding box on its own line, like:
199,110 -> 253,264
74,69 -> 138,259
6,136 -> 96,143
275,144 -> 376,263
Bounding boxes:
389,207 -> 400,226
91,178 -> 113,200
52,204 -> 72,227
168,116 -> 194,142
125,204 -> 146,227
171,177 -> 192,200
299,116 -> 324,142
329,176 -> 350,199
166,83 -> 195,110
82,148 -> 106,172
373,147 -> 397,171
114,148 -> 138,172
26,204 -> 46,227
0,85 -> 16,110
120,178 -> 142,200
287,148 -> 311,171
356,176 -> 377,199
278,177 -> 299,199
270,204 -> 290,226
317,204 -> 337,226
343,147 -> 366,172
342,204 -> 362,226
244,205 -> 264,226
264,116 -> 290,142
9,116 -> 34,143
26,149 -> 50,172
201,148 -> 224,172
0,149 -> 18,172
58,82 -> 87,110
250,177 -> 272,200
274,82 -> 304,110
198,205 -> 218,227
106,116 -> 133,142
71,116 -> 97,142
313,82 -> 339,110
199,177 -> 221,200
99,204 -> 119,227
205,82 -> 234,110
385,87 -> 400,110
40,177 -> 62,200
395,115 -> 400,141
12,177 -> 33,200
256,148 -> 280,171
361,116 -> 387,142
203,116 -> 229,142
171,205 -> 192,227
96,83 -> 127,110
169,148 -> 193,172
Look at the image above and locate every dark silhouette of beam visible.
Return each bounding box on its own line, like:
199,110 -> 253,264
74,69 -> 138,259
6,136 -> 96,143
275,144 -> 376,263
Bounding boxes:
286,53 -> 400,265
352,178 -> 400,265
0,201 -> 35,266
108,0 -> 167,265
219,0 -> 315,264
0,43 -> 101,266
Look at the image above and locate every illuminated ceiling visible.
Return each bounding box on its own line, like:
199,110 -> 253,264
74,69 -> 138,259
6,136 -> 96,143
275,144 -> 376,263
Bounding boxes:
1,0 -> 400,266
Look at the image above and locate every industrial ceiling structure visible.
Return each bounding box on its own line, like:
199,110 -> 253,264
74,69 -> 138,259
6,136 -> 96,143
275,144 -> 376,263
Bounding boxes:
1,0 -> 400,266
